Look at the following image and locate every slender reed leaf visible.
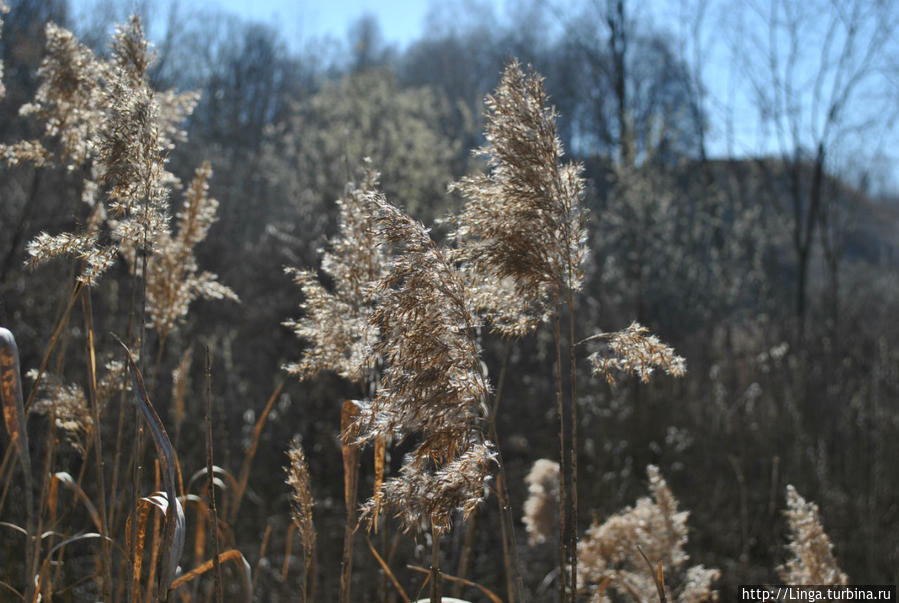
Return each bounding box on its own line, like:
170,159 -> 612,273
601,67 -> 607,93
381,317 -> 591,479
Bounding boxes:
118,338 -> 185,597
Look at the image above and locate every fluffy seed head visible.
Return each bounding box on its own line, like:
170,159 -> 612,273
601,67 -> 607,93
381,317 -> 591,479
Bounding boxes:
779,485 -> 847,585
286,438 -> 316,557
353,194 -> 494,533
588,322 -> 686,384
283,164 -> 387,383
143,162 -> 238,341
578,465 -> 719,601
523,458 -> 560,546
449,61 -> 588,336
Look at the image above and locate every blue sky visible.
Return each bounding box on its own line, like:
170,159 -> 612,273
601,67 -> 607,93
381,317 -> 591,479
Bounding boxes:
69,0 -> 898,193
209,0 -> 430,47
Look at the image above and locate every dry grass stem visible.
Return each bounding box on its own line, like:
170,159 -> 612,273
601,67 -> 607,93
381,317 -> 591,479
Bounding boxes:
205,348 -> 224,603
366,535 -> 411,603
231,381 -> 286,523
407,564 -> 502,603
169,549 -> 252,600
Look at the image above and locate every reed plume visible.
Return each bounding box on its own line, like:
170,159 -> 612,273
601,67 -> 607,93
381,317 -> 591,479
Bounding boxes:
449,60 -> 588,336
10,21 -> 110,280
11,17 -> 199,286
29,374 -> 92,453
354,194 -> 494,533
779,485 -> 847,585
522,458 -> 560,546
284,163 -> 387,383
99,17 -> 172,273
144,162 -> 238,344
14,21 -> 106,168
450,60 -> 588,600
286,438 -> 317,602
577,465 -> 719,602
586,322 -> 687,385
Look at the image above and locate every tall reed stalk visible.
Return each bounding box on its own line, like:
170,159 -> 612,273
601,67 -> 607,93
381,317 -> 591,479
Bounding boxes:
81,286 -> 113,599
450,61 -> 588,602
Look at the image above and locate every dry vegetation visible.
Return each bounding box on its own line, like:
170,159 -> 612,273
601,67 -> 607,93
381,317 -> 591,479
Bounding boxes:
0,2 -> 896,602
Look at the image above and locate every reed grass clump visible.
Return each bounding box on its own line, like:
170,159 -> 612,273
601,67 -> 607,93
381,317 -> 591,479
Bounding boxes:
0,14 -> 250,601
0,7 -> 866,600
447,59 -> 691,602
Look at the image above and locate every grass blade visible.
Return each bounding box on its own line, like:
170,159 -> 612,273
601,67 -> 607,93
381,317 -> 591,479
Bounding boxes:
0,327 -> 35,599
188,466 -> 238,501
118,338 -> 185,597
34,532 -> 113,599
50,472 -> 103,532
637,544 -> 668,603
169,549 -> 252,602
231,381 -> 285,523
126,495 -> 154,601
366,535 -> 410,603
0,328 -> 30,474
407,564 -> 501,603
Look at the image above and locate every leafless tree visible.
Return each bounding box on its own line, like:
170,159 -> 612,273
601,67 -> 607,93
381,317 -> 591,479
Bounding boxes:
732,0 -> 898,340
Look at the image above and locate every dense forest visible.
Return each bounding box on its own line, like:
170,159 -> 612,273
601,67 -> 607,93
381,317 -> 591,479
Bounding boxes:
0,0 -> 897,601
